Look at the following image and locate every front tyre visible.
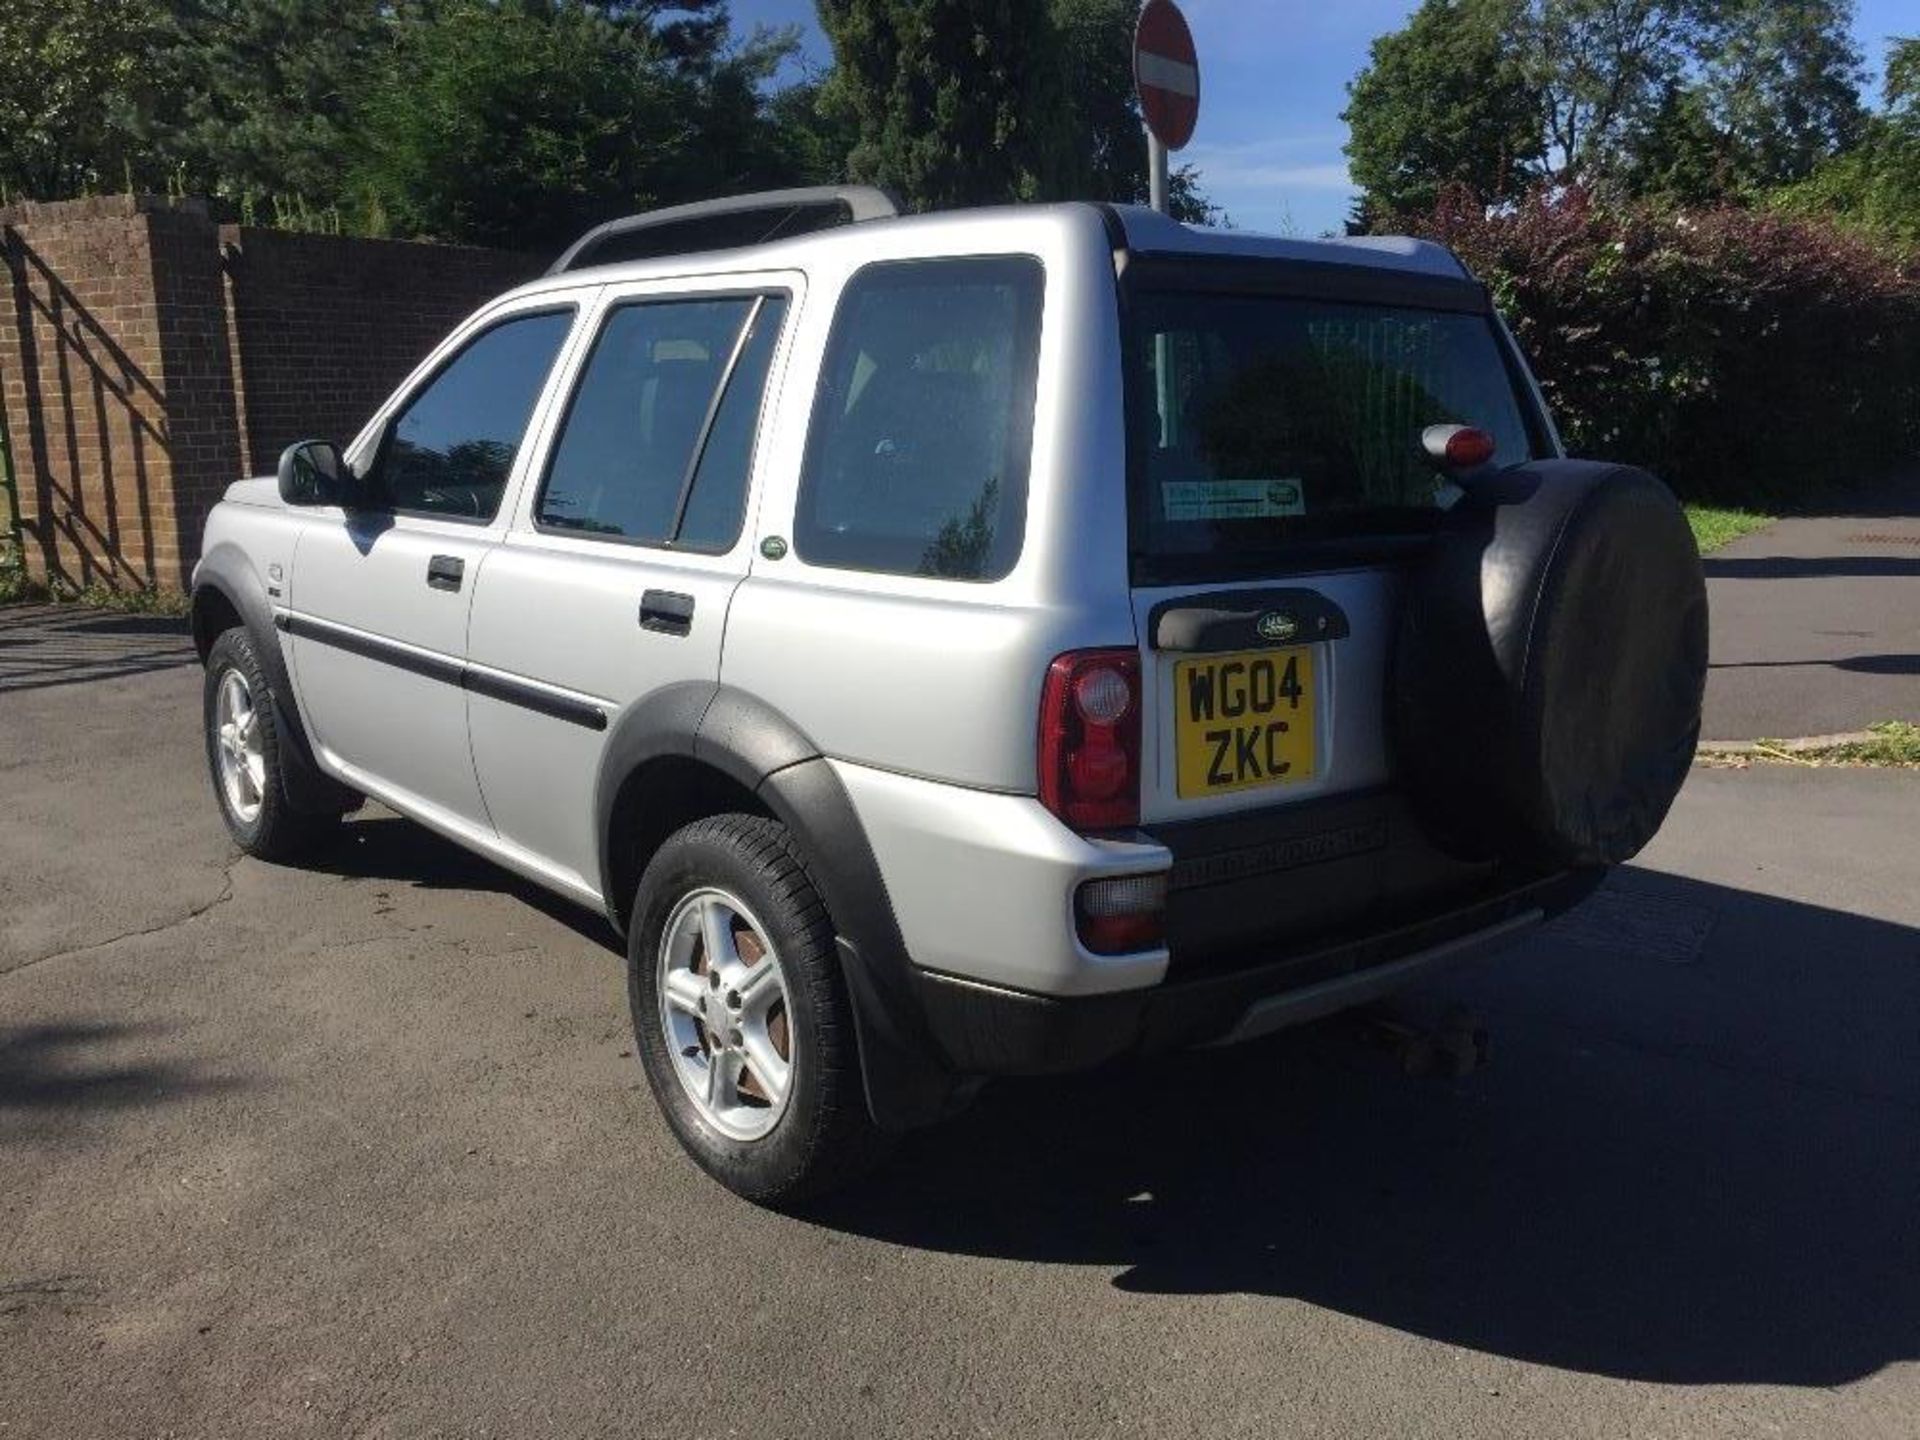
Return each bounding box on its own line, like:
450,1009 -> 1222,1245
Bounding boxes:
630,815 -> 885,1206
202,627 -> 341,861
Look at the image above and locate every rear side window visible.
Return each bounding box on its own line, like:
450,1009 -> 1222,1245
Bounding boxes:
1127,290 -> 1543,578
379,308 -> 574,522
796,257 -> 1043,581
537,295 -> 787,551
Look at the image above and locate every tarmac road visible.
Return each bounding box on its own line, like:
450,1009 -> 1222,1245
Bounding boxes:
1702,489 -> 1920,740
3,606 -> 1918,1440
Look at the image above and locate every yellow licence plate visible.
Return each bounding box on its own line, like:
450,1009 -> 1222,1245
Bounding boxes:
1174,648 -> 1317,799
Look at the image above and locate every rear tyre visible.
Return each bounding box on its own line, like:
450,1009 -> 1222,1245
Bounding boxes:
202,627 -> 342,861
629,814 -> 887,1206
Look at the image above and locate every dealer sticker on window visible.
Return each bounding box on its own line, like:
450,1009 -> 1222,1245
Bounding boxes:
1161,479 -> 1306,521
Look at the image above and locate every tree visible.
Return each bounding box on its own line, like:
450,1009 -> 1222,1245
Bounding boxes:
1526,0 -> 1706,184
1631,0 -> 1865,200
0,0 -> 160,201
816,0 -> 1219,219
761,76 -> 861,187
140,0 -> 387,210
348,0 -> 799,251
1343,0 -> 1543,216
1344,0 -> 1870,217
816,0 -> 1068,210
1773,36 -> 1920,241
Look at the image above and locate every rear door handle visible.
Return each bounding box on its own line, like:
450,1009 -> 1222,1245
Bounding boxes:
426,554 -> 464,592
640,590 -> 695,636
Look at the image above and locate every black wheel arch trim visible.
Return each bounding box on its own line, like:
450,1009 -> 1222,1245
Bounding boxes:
593,683 -> 969,1131
191,548 -> 351,815
590,681 -> 851,914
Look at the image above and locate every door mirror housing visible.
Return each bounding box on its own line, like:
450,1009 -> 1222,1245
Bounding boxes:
277,440 -> 361,507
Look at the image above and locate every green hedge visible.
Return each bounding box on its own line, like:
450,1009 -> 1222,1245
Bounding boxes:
1407,188 -> 1920,506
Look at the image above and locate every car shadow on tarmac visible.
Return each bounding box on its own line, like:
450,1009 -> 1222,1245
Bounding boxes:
302,814 -> 624,953
809,869 -> 1920,1390
254,812 -> 1920,1389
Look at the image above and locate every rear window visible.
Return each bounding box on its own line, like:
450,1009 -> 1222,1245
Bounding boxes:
795,256 -> 1043,581
1127,289 -> 1543,578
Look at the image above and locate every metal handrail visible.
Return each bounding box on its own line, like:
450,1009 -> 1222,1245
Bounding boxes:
0,362 -> 21,572
545,186 -> 902,276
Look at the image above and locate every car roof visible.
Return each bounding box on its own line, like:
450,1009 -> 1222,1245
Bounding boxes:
1104,204 -> 1468,279
500,200 -> 1469,305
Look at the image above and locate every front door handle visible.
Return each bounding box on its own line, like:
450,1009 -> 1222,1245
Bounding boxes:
426,554 -> 464,592
640,589 -> 694,636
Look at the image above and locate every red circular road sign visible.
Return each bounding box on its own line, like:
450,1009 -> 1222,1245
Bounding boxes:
1134,0 -> 1200,151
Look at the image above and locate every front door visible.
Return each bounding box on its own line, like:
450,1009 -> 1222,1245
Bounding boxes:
465,281 -> 795,898
287,303 -> 579,833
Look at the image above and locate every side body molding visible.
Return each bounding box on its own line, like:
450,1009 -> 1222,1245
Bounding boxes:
592,684 -> 965,1130
190,543 -> 355,815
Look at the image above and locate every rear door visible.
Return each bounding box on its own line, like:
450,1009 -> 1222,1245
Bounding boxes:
1121,267 -> 1550,821
464,275 -> 796,899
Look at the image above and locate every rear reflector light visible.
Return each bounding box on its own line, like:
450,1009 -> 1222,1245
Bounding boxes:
1446,427 -> 1497,469
1039,649 -> 1142,831
1422,423 -> 1497,471
1076,873 -> 1168,955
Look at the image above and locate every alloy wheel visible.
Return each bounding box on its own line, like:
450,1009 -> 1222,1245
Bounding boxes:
656,887 -> 794,1142
214,668 -> 267,825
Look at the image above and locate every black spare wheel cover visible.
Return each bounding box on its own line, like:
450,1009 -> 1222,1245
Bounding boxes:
1393,461 -> 1708,868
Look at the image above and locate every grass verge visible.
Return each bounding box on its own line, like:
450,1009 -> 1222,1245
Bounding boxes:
1699,722 -> 1920,770
1685,504 -> 1777,555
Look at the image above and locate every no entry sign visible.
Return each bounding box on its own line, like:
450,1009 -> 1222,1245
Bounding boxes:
1134,0 -> 1200,152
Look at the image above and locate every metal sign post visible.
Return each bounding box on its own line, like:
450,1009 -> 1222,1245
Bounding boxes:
1148,135 -> 1170,215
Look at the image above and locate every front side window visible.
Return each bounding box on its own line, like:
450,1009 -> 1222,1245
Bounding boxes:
796,257 -> 1043,581
378,308 -> 574,521
537,295 -> 787,551
1127,290 -> 1543,577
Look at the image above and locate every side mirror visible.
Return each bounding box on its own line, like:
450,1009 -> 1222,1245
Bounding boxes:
277,440 -> 358,507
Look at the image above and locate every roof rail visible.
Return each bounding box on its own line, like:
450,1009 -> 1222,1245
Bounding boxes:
546,186 -> 902,276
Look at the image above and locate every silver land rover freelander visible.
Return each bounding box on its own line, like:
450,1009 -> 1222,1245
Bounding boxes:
191,188 -> 1708,1204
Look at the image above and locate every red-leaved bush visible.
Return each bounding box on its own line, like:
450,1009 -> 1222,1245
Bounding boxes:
1406,187 -> 1920,504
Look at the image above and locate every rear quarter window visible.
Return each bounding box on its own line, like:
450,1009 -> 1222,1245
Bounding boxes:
795,256 -> 1043,582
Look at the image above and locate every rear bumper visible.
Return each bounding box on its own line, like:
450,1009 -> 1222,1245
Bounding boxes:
819,758 -> 1599,1096
912,865 -> 1601,1075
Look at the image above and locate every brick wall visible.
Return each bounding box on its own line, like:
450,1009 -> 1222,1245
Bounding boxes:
0,195 -> 180,588
0,196 -> 539,590
220,228 -> 538,476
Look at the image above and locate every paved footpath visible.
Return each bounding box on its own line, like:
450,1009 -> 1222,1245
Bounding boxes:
1702,488 -> 1920,740
3,606 -> 1920,1439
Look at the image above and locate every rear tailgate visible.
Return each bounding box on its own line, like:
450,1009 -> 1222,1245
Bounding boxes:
1119,262 -> 1553,966
1131,568 -> 1497,969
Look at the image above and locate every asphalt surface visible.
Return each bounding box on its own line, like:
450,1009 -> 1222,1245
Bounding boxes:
4,605 -> 1919,1439
1702,488 -> 1920,740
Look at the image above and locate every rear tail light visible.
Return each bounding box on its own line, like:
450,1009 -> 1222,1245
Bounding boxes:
1038,649 -> 1142,831
1076,873 -> 1168,955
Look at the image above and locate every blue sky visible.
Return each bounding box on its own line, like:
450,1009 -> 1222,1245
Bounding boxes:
729,0 -> 1918,237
